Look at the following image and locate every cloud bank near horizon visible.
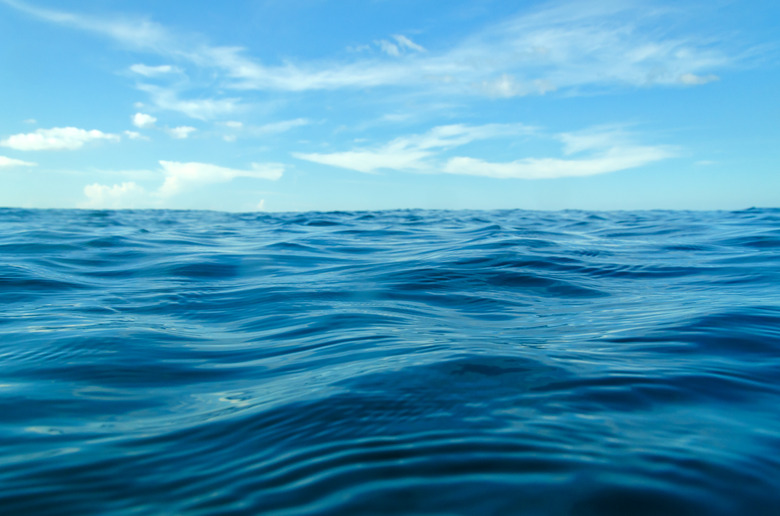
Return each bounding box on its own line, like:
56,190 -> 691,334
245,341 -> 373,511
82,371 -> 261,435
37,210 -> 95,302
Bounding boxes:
81,160 -> 284,209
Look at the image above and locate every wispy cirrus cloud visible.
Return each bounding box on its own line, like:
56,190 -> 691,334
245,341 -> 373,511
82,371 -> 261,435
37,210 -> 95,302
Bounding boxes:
1,127 -> 120,151
1,0 -> 172,52
295,148 -> 431,174
679,73 -> 719,85
0,155 -> 37,167
376,34 -> 426,57
443,147 -> 675,179
295,124 -> 676,179
394,35 -> 425,53
445,2 -> 732,96
129,63 -> 179,77
206,2 -> 732,94
295,123 -> 533,173
254,118 -> 311,135
136,84 -> 240,120
0,2 -> 240,119
3,0 -> 737,101
221,118 -> 310,142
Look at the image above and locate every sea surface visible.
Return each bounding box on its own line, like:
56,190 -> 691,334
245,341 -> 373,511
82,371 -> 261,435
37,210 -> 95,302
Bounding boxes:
1,207 -> 779,515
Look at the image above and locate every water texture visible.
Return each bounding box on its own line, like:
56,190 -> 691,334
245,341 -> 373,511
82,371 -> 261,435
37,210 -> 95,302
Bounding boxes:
1,207 -> 779,515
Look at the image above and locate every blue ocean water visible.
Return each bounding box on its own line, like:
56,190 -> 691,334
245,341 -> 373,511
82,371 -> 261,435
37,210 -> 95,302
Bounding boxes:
1,207 -> 779,515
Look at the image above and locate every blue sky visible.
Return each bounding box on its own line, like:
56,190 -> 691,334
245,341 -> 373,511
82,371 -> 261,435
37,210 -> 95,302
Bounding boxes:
1,0 -> 777,212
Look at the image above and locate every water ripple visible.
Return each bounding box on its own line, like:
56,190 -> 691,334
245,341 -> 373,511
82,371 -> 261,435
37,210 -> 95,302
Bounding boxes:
1,208 -> 779,514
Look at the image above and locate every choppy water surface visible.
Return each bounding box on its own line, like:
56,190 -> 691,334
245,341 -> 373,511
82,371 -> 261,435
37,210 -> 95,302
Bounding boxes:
1,207 -> 779,515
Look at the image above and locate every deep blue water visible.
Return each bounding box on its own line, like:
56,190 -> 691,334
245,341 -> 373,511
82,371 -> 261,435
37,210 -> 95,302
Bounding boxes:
1,207 -> 779,515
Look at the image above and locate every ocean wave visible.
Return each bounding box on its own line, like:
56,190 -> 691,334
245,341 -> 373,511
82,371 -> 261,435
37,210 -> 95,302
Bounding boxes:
1,208 -> 779,514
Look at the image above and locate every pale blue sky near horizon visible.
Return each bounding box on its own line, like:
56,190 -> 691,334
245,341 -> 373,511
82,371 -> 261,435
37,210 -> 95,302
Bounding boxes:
1,0 -> 778,212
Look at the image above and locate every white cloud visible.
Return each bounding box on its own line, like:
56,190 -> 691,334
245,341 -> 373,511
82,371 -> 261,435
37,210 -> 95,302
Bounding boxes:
223,119 -> 309,141
0,127 -> 119,151
296,124 -> 675,179
346,44 -> 371,53
82,181 -> 147,209
481,74 -> 527,98
132,112 -> 157,129
124,130 -> 147,140
129,63 -> 178,76
255,118 -> 309,134
375,34 -> 424,58
167,126 -> 196,139
208,3 -> 731,94
443,145 -> 675,179
441,126 -> 677,179
680,73 -> 719,85
2,0 -> 173,53
157,160 -> 283,197
78,160 -> 284,207
393,35 -> 425,53
481,75 -> 557,98
295,123 -> 531,173
557,127 -> 630,154
23,118 -> 37,124
376,39 -> 400,57
137,84 -> 240,120
0,155 -> 37,168
296,149 -> 432,174
397,123 -> 529,150
3,0 -> 739,106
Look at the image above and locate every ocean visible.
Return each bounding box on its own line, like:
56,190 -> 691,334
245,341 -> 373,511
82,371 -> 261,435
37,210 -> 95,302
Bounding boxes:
1,207 -> 779,515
